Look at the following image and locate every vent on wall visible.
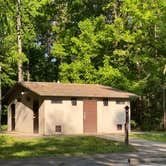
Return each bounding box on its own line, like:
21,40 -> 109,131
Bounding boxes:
17,98 -> 22,102
55,125 -> 63,134
116,101 -> 125,104
51,99 -> 62,104
117,124 -> 122,130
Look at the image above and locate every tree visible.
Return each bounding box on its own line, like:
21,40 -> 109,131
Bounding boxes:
51,0 -> 166,130
0,62 -> 1,129
16,0 -> 23,81
0,0 -> 17,129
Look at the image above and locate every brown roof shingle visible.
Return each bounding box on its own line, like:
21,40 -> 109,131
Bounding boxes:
20,82 -> 136,99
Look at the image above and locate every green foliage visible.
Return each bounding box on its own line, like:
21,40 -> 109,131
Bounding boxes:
130,120 -> 138,130
97,56 -> 130,90
1,0 -> 166,130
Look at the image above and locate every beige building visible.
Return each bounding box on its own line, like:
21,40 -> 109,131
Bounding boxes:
6,82 -> 136,135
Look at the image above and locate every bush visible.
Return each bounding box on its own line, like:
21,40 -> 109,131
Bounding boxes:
130,120 -> 137,130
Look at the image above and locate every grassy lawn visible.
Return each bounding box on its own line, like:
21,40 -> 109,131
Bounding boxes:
0,125 -> 7,131
130,132 -> 166,142
0,135 -> 135,159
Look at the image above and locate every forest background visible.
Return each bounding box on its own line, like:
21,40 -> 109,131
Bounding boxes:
0,0 -> 166,130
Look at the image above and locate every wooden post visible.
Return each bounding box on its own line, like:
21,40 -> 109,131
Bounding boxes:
125,106 -> 129,145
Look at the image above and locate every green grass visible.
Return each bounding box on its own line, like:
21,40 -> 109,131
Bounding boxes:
0,135 -> 135,159
131,132 -> 166,142
0,125 -> 7,131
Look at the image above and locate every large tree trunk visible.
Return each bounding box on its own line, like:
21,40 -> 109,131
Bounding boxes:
16,0 -> 23,82
0,63 -> 2,129
163,88 -> 166,130
163,65 -> 166,130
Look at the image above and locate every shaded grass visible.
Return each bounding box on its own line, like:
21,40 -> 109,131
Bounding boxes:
131,132 -> 166,142
0,135 -> 135,159
0,125 -> 7,131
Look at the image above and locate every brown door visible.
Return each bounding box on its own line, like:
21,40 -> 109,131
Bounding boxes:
83,100 -> 97,133
33,100 -> 39,133
11,104 -> 15,131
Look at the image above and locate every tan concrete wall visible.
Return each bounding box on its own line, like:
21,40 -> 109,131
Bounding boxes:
44,99 -> 83,135
7,95 -> 45,134
15,98 -> 33,133
97,100 -> 130,133
8,97 -> 45,135
8,97 -> 33,133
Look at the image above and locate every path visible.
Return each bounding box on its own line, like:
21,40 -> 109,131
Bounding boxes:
97,134 -> 166,165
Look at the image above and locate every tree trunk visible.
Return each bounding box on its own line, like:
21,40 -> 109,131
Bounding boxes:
154,24 -> 158,57
163,87 -> 166,130
163,65 -> 166,130
0,63 -> 2,129
27,60 -> 30,81
16,0 -> 23,82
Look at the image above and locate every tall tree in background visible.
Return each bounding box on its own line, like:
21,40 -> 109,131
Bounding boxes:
0,0 -> 16,129
164,65 -> 166,129
0,62 -> 1,129
16,0 -> 23,81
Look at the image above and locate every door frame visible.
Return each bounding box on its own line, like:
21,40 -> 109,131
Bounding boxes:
11,104 -> 15,131
33,100 -> 39,134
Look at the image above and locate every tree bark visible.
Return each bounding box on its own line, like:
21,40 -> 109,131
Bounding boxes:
163,87 -> 166,130
163,65 -> 166,130
16,0 -> 23,82
154,24 -> 158,57
27,60 -> 30,81
0,63 -> 2,129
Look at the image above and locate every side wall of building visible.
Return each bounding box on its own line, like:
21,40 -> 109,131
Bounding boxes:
7,93 -> 45,135
8,97 -> 33,133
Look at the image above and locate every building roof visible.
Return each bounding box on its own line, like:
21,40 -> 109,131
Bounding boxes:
17,82 -> 136,99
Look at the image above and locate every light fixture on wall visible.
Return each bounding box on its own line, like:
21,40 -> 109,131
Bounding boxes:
21,91 -> 28,95
21,91 -> 25,95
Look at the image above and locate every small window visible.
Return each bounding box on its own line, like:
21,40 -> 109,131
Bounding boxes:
55,125 -> 62,132
103,98 -> 108,106
51,99 -> 62,104
117,124 -> 122,130
71,98 -> 77,106
116,101 -> 125,104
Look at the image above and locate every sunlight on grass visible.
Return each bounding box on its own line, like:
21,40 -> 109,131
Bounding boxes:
130,132 -> 166,142
0,135 -> 135,159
